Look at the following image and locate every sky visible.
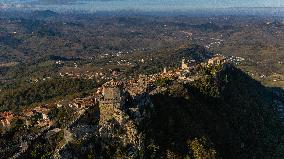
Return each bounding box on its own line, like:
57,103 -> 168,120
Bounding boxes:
0,0 -> 284,12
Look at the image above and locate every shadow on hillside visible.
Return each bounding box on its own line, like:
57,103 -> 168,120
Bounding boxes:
143,66 -> 284,159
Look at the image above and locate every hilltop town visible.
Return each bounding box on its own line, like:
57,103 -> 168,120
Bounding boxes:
0,55 -> 227,157
1,54 -> 284,158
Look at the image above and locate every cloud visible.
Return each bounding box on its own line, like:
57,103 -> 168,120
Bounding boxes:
31,0 -> 123,5
0,2 -> 32,9
1,0 -> 283,12
0,0 -> 123,11
32,0 -> 79,5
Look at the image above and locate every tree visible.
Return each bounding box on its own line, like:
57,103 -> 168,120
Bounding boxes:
189,137 -> 217,159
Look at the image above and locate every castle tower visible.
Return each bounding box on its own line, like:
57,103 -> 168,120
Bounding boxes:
181,58 -> 189,70
99,80 -> 125,124
101,79 -> 124,107
163,67 -> 167,74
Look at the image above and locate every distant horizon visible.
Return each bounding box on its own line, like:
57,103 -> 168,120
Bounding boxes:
1,7 -> 284,17
0,0 -> 284,17
1,0 -> 284,12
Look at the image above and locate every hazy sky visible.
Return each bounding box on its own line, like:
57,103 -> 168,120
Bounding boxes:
0,0 -> 284,11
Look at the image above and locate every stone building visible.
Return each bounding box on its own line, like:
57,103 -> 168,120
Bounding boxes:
163,67 -> 167,74
101,79 -> 124,107
99,79 -> 125,124
181,58 -> 197,70
0,112 -> 14,131
208,55 -> 226,66
181,58 -> 190,70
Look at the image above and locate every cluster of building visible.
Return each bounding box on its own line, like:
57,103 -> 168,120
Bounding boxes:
165,54 -> 226,82
0,96 -> 97,134
226,56 -> 245,65
207,55 -> 226,66
29,77 -> 52,83
0,105 -> 53,133
205,38 -> 224,49
0,112 -> 14,129
96,54 -> 228,123
23,106 -> 53,128
125,75 -> 156,96
1,54 -> 228,136
59,71 -> 96,80
94,56 -> 223,126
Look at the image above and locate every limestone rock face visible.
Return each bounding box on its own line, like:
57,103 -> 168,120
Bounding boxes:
59,80 -> 154,158
95,86 -> 153,158
98,107 -> 143,159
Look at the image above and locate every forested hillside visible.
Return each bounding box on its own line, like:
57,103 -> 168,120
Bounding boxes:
0,78 -> 97,111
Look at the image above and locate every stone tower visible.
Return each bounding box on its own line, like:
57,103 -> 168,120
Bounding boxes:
181,58 -> 189,70
101,79 -> 124,108
99,79 -> 125,124
163,67 -> 167,74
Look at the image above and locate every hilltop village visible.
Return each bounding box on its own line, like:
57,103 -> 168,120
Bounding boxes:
0,55 -> 228,158
0,53 -> 283,158
0,54 -> 227,129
